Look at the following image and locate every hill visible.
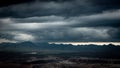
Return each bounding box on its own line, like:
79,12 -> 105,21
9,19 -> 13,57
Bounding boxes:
0,41 -> 120,58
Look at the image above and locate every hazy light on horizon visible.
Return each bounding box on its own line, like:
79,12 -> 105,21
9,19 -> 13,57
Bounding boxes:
49,42 -> 120,46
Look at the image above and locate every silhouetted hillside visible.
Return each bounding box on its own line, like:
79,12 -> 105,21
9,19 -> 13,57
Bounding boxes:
0,42 -> 120,58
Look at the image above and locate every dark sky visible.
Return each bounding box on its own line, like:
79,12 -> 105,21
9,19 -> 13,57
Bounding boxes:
0,0 -> 120,42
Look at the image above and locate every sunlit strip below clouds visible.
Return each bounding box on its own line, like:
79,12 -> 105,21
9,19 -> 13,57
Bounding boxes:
49,42 -> 120,46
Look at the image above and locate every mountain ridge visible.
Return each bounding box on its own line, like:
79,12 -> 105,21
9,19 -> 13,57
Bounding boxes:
0,41 -> 120,58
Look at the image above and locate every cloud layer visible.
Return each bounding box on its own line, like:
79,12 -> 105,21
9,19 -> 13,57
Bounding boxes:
0,0 -> 120,42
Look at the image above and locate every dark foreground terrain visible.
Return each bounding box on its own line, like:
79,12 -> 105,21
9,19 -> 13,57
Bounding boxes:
0,57 -> 120,68
0,42 -> 120,68
0,51 -> 120,68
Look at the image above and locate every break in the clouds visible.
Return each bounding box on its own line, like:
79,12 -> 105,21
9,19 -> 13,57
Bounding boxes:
0,0 -> 120,42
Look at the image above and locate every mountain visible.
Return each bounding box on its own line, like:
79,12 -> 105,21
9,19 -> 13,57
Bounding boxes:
0,41 -> 120,52
0,41 -> 120,58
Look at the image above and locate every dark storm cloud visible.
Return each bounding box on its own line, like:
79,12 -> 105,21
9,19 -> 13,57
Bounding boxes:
0,0 -> 34,7
0,0 -> 120,18
0,0 -> 120,42
70,19 -> 120,27
1,9 -> 120,28
0,0 -> 71,7
0,24 -> 120,42
0,32 -> 14,40
0,1 -> 71,18
0,32 -> 17,43
0,0 -> 74,7
90,0 -> 120,9
8,27 -> 119,42
107,28 -> 120,41
1,16 -> 65,23
0,31 -> 35,42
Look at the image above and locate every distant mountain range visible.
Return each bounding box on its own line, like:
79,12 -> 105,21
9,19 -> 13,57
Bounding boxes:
0,41 -> 120,58
0,41 -> 120,52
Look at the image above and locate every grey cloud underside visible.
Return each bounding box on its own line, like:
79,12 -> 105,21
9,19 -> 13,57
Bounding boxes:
70,20 -> 120,27
1,9 -> 120,28
0,27 -> 120,42
0,0 -> 120,42
0,9 -> 120,42
0,32 -> 14,40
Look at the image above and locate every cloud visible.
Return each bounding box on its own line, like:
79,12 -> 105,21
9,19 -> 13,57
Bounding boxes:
0,16 -> 68,30
0,18 -> 13,23
1,9 -> 120,29
0,32 -> 14,40
0,38 -> 17,43
68,9 -> 120,27
0,0 -> 72,7
0,31 -> 35,42
0,15 -> 65,23
11,32 -> 35,41
70,27 -> 110,39
0,0 -> 120,42
0,1 -> 73,18
75,9 -> 120,20
1,0 -> 120,18
0,27 -> 119,42
9,22 -> 68,30
22,27 -> 116,42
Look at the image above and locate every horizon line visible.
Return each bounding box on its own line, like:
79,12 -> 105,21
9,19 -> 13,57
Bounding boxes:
49,42 -> 120,46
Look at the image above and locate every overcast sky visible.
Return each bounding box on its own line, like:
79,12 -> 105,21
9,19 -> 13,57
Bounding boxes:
0,0 -> 120,43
